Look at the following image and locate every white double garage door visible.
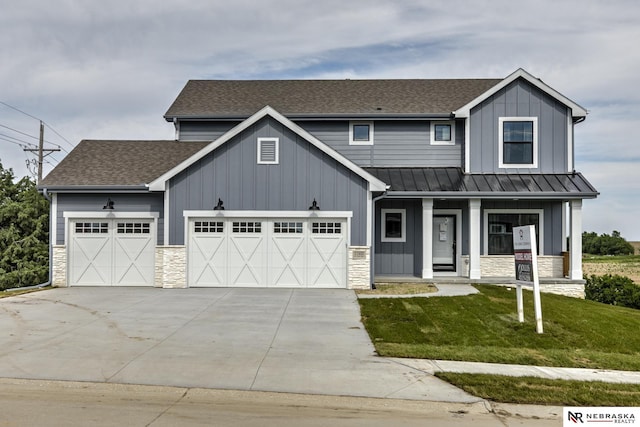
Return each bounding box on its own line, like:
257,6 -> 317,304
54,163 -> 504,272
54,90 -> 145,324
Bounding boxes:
68,215 -> 348,288
187,216 -> 348,288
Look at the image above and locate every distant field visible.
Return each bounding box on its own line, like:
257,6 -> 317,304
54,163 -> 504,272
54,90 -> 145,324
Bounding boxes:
582,255 -> 640,283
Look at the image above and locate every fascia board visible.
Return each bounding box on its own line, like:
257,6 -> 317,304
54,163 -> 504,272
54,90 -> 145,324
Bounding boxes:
150,105 -> 387,192
384,191 -> 599,199
453,68 -> 588,119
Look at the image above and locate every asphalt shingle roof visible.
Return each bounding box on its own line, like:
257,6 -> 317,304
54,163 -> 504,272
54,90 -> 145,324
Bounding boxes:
40,140 -> 209,187
164,79 -> 502,118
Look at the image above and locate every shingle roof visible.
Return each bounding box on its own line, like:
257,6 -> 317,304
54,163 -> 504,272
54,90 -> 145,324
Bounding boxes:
365,167 -> 599,199
164,79 -> 503,119
39,140 -> 209,187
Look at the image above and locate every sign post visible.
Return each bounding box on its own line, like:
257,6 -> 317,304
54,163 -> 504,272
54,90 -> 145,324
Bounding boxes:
513,225 -> 543,334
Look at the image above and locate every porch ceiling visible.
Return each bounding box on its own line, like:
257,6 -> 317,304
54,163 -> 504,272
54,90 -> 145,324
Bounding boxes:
364,167 -> 599,199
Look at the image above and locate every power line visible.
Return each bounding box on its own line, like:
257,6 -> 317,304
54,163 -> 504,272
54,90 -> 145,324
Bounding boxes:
0,100 -> 76,149
0,132 -> 38,148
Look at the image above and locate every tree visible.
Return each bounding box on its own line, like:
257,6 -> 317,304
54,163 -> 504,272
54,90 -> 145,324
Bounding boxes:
582,230 -> 634,256
0,162 -> 49,290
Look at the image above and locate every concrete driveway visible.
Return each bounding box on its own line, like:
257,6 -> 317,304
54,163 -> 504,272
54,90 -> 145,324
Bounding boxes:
0,287 -> 478,403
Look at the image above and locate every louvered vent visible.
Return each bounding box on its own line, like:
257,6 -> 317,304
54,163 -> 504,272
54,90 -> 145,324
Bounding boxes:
257,137 -> 279,164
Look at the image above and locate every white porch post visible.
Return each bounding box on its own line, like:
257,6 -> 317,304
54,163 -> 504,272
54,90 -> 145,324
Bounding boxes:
469,199 -> 481,279
569,199 -> 583,280
422,198 -> 434,279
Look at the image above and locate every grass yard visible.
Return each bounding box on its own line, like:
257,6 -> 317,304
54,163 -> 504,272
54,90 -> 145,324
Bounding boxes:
359,284 -> 640,371
435,373 -> 640,407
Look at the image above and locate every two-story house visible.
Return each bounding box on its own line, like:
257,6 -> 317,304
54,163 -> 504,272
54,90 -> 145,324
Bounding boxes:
40,68 -> 598,296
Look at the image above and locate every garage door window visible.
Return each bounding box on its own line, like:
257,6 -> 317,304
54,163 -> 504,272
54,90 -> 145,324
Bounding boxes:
117,222 -> 150,234
274,222 -> 303,233
312,222 -> 341,234
75,222 -> 108,234
232,221 -> 262,233
194,221 -> 224,233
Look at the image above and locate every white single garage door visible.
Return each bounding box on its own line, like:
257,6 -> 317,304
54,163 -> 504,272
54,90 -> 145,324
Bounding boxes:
188,217 -> 347,288
68,219 -> 155,286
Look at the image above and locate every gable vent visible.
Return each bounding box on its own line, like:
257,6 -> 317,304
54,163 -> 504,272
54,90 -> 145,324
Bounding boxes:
257,137 -> 279,164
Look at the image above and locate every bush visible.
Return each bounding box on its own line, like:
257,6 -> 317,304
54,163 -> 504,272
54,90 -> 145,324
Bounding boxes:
583,231 -> 634,256
585,274 -> 640,309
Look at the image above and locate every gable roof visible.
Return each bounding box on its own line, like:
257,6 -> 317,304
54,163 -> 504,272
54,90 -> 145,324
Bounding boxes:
164,78 -> 502,119
453,68 -> 588,119
150,106 -> 388,192
39,140 -> 209,189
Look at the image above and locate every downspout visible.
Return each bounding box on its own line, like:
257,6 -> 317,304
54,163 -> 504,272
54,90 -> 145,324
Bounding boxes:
4,188 -> 53,292
370,189 -> 389,288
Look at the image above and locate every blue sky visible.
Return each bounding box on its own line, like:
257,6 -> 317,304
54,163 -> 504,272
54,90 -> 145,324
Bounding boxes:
1,0 -> 639,239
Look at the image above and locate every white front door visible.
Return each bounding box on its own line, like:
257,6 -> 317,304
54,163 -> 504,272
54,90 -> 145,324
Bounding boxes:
433,215 -> 456,272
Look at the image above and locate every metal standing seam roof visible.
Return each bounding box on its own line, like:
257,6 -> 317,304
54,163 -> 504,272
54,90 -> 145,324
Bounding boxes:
164,79 -> 503,119
364,168 -> 599,198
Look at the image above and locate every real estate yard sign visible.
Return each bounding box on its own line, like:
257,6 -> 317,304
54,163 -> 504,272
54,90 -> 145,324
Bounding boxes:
513,225 -> 543,334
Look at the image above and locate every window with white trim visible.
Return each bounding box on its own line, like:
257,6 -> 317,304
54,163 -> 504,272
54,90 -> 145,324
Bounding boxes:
349,121 -> 374,145
381,209 -> 406,242
75,222 -> 108,234
117,222 -> 150,234
257,137 -> 279,164
485,210 -> 542,255
312,222 -> 342,234
194,221 -> 224,233
232,221 -> 262,233
430,121 -> 455,145
274,222 -> 303,233
499,117 -> 538,168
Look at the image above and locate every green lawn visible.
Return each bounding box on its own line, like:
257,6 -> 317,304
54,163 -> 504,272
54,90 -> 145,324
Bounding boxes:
359,284 -> 640,371
435,373 -> 640,407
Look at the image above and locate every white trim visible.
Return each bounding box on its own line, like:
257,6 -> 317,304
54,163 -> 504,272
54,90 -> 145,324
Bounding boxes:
64,211 -> 160,219
498,117 -> 538,169
483,208 -> 545,255
183,210 -> 353,219
464,117 -> 471,173
257,137 -> 279,164
349,121 -> 374,145
51,193 -> 58,246
381,208 -> 406,243
468,199 -> 481,279
164,186 -> 170,246
569,200 -> 583,280
149,106 -> 387,192
366,188 -> 372,247
430,121 -> 455,145
454,68 -> 588,119
567,114 -> 574,172
433,209 -> 463,277
422,199 -> 433,279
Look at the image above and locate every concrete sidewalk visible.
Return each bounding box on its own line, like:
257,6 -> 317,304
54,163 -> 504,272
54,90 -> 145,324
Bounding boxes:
389,358 -> 640,384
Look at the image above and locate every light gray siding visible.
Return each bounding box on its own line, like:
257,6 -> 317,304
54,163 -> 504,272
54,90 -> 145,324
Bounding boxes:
469,78 -> 570,174
168,116 -> 369,245
178,121 -> 238,141
55,193 -> 164,245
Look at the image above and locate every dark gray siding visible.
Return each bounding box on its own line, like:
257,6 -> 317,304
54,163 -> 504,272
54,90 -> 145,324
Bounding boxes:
374,199 -> 422,276
178,121 -> 238,141
168,116 -> 369,245
469,79 -> 570,173
480,200 -> 564,255
55,193 -> 164,245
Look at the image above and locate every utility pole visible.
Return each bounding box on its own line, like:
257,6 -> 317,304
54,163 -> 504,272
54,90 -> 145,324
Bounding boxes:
23,121 -> 60,183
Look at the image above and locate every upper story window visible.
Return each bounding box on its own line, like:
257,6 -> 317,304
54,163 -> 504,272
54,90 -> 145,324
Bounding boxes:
257,137 -> 279,164
430,121 -> 455,145
349,121 -> 374,145
499,117 -> 538,168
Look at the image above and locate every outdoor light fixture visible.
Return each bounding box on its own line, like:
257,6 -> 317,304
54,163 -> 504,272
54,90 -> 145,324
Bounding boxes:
308,198 -> 320,210
213,198 -> 225,210
103,198 -> 114,210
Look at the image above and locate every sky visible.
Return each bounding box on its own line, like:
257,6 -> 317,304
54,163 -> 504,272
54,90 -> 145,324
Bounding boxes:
1,0 -> 639,239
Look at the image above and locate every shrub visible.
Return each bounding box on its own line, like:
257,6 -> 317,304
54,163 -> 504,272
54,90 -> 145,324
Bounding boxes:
585,274 -> 640,309
583,231 -> 634,256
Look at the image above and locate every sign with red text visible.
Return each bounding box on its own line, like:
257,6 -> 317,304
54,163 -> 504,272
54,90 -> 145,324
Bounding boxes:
513,225 -> 543,333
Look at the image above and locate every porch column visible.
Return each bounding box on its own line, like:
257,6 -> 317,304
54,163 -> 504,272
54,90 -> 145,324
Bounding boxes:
469,199 -> 481,279
569,199 -> 583,280
422,198 -> 434,279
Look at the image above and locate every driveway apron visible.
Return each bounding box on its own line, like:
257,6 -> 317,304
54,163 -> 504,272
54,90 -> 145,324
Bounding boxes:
0,288 -> 478,402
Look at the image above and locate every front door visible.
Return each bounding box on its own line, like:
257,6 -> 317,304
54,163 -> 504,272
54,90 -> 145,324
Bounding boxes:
433,215 -> 456,272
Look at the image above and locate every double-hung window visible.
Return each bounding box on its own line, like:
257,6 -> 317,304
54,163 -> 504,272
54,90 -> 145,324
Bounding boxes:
499,117 -> 538,168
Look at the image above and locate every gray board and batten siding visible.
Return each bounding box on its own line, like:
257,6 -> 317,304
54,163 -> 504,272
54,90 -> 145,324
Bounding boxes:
168,116 -> 369,245
178,119 -> 465,168
469,78 -> 570,174
55,193 -> 165,245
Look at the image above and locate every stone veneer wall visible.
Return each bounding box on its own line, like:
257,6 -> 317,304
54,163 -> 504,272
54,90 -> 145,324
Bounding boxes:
155,246 -> 187,288
479,255 -> 564,278
348,246 -> 371,290
52,245 -> 67,287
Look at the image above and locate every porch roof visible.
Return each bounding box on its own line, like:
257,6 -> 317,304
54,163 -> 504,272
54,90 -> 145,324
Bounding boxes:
364,167 -> 599,199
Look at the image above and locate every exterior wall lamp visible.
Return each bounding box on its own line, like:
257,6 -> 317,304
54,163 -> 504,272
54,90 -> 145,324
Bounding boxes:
103,198 -> 114,210
213,198 -> 225,210
308,198 -> 320,210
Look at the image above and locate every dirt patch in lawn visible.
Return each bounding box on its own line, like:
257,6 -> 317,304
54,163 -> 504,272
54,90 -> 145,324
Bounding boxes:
356,283 -> 438,295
